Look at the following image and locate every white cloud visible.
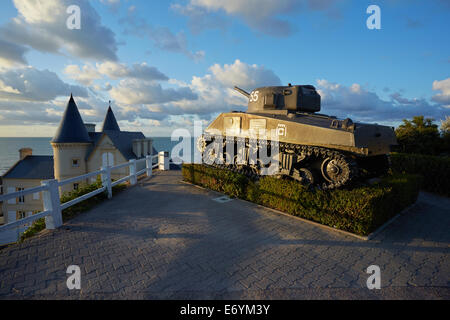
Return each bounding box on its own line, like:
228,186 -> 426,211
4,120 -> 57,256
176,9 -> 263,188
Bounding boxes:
432,78 -> 450,107
64,64 -> 102,86
316,79 -> 448,123
64,61 -> 169,86
0,67 -> 87,102
97,61 -> 169,81
174,0 -> 339,36
0,0 -> 118,62
110,79 -> 197,105
136,59 -> 282,118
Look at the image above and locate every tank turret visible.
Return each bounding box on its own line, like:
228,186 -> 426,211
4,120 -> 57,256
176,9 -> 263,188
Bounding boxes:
234,84 -> 321,114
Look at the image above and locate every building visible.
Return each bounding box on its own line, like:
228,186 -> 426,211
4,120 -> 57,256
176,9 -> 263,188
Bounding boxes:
1,95 -> 155,225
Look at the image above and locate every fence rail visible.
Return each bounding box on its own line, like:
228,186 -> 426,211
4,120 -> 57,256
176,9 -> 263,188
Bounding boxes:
0,152 -> 169,243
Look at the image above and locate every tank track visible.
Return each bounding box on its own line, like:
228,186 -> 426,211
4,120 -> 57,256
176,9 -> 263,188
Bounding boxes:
202,137 -> 360,190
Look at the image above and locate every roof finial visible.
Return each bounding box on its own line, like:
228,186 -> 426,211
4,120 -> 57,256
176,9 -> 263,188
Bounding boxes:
109,100 -> 111,108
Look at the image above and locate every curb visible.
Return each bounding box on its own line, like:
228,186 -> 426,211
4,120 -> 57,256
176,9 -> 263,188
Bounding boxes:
179,179 -> 418,241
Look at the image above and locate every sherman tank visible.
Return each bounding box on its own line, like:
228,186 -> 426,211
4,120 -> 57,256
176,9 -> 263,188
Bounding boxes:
197,84 -> 397,189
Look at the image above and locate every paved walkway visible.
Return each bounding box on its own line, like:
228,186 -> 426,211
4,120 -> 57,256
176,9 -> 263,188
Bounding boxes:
0,170 -> 449,299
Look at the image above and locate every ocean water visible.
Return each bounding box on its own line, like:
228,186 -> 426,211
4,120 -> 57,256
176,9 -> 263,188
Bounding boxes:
0,137 -> 190,176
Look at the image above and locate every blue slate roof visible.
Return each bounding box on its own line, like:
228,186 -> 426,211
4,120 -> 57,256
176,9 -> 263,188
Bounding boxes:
2,156 -> 54,180
52,95 -> 91,143
86,131 -> 157,161
102,107 -> 121,132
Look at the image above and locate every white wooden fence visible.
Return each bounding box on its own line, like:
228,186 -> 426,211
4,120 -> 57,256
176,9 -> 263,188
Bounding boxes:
0,152 -> 169,245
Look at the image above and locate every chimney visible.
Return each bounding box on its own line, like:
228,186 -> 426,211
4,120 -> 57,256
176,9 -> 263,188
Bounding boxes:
19,148 -> 32,160
133,139 -> 142,158
85,123 -> 96,133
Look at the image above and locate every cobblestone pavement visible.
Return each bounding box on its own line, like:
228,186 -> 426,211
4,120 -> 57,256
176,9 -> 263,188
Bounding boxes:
0,171 -> 449,299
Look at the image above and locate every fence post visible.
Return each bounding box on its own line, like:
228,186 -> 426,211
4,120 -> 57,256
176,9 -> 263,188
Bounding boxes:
101,166 -> 112,199
159,151 -> 170,171
129,159 -> 137,185
41,179 -> 62,230
146,155 -> 153,177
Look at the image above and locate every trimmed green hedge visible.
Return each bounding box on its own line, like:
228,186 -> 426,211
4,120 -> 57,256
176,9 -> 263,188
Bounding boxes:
182,164 -> 421,236
390,153 -> 450,197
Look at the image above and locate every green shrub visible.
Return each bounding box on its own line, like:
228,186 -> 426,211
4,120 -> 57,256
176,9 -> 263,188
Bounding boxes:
182,164 -> 421,236
390,153 -> 450,197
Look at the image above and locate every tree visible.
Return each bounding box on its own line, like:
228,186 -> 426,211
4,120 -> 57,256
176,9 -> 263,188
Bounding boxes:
441,116 -> 450,155
441,116 -> 450,135
395,116 -> 441,155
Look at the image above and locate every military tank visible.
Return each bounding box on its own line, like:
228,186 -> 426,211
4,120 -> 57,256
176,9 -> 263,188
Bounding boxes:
197,84 -> 397,189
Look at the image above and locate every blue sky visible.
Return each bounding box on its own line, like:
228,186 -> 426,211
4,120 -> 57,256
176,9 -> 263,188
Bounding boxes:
0,0 -> 448,137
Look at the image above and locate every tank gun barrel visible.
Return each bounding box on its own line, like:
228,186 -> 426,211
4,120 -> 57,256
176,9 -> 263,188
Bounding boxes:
234,86 -> 250,98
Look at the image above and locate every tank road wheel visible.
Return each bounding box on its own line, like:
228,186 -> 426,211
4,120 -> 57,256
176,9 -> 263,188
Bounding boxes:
292,168 -> 315,185
204,143 -> 220,165
320,157 -> 352,187
196,135 -> 206,153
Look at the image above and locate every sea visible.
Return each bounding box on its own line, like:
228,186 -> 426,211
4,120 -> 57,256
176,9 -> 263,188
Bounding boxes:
0,137 -> 194,176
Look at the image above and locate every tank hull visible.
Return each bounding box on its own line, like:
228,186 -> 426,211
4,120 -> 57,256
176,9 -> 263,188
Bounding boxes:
200,111 -> 397,189
205,112 -> 397,156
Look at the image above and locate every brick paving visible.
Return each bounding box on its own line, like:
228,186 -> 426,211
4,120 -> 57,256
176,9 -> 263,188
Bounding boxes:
0,170 -> 449,299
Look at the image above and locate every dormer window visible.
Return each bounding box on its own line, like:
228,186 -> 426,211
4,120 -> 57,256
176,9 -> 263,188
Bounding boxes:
72,158 -> 80,167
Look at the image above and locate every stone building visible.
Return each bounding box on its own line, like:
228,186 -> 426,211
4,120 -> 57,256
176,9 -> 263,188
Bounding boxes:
1,95 -> 154,225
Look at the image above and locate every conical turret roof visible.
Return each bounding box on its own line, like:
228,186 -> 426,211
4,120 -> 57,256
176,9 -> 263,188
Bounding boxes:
102,104 -> 121,132
52,94 -> 91,143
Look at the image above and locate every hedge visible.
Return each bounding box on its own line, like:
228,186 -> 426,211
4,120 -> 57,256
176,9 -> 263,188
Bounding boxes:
390,153 -> 450,197
182,164 -> 421,236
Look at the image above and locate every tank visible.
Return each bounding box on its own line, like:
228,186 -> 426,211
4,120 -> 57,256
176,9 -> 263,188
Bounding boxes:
197,84 -> 398,189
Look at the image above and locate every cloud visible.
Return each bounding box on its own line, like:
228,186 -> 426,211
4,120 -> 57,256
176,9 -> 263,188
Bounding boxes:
0,67 -> 87,102
110,80 -> 197,105
119,9 -> 205,61
97,61 -> 169,81
316,79 -> 448,123
432,78 -> 450,107
64,61 -> 169,85
0,38 -> 29,68
64,64 -> 102,86
173,0 -> 339,36
171,3 -> 230,35
138,59 -> 282,118
0,0 -> 118,61
209,59 -> 281,89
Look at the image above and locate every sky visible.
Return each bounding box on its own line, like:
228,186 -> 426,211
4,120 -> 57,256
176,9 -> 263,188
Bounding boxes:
0,0 -> 448,137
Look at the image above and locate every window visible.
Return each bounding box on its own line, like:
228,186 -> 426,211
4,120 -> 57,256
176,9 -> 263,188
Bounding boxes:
72,158 -> 80,167
33,192 -> 40,200
16,187 -> 25,203
16,211 -> 26,220
73,183 -> 79,191
102,152 -> 114,167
